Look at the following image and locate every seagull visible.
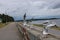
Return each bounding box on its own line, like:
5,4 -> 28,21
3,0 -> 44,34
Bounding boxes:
23,22 -> 27,26
42,20 -> 57,38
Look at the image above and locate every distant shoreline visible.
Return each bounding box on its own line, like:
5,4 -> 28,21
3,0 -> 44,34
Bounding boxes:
15,18 -> 60,22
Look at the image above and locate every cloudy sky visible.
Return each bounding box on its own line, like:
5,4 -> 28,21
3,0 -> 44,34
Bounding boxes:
0,0 -> 60,20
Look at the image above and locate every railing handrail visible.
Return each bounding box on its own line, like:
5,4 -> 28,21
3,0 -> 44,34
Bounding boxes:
17,23 -> 41,40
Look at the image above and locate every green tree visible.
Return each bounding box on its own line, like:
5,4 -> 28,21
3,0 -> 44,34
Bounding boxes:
0,14 -> 14,23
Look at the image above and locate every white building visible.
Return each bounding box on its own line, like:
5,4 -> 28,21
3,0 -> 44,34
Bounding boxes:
0,18 -> 2,23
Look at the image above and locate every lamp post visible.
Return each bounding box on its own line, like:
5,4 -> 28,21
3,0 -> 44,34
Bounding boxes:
23,13 -> 27,26
5,8 -> 9,24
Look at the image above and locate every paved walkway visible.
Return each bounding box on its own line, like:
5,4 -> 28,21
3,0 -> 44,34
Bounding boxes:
0,22 -> 23,40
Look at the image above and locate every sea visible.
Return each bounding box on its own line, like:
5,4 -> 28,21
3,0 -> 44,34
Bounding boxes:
31,19 -> 60,27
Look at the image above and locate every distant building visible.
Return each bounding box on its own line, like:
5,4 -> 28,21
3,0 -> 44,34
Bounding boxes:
0,18 -> 2,23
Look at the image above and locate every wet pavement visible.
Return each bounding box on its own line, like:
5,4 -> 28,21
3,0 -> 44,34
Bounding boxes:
0,22 -> 23,40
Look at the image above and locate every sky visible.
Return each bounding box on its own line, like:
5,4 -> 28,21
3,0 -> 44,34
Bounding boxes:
0,0 -> 60,20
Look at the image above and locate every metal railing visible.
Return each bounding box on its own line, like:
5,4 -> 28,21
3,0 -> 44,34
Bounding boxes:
17,23 -> 41,40
16,23 -> 60,40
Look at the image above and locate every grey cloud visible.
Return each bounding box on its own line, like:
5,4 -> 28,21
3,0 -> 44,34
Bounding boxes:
51,3 -> 60,9
46,0 -> 60,9
0,0 -> 60,20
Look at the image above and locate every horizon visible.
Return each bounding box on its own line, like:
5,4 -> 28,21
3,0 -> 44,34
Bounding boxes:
14,15 -> 60,20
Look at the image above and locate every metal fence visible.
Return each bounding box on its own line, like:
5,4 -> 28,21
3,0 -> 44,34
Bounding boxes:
27,31 -> 40,40
17,23 -> 41,40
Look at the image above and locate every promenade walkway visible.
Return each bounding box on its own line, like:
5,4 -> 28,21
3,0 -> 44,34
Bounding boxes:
0,22 -> 23,40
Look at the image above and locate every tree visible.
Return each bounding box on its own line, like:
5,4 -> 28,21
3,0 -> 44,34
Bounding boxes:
0,14 -> 14,23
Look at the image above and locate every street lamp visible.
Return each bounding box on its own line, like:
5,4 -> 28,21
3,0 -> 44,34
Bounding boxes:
5,8 -> 9,24
23,13 -> 27,26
